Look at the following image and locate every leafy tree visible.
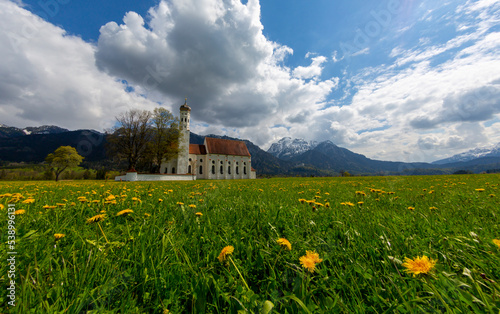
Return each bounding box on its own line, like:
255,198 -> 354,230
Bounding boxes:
147,108 -> 180,173
45,146 -> 84,181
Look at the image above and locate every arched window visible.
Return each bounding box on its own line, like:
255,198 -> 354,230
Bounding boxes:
212,165 -> 215,174
244,166 -> 247,175
200,159 -> 203,162
172,167 -> 176,174
220,165 -> 223,174
236,166 -> 239,175
188,165 -> 192,174
199,165 -> 203,174
228,166 -> 231,175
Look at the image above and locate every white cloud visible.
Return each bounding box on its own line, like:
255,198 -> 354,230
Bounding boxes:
95,0 -> 338,146
0,0 -> 158,130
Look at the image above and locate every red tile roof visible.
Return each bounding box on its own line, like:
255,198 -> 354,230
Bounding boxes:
204,137 -> 251,157
189,144 -> 207,155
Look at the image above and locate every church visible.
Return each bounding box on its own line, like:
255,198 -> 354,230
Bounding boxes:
159,101 -> 257,180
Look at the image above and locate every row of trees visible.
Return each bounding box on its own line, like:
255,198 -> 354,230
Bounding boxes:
106,108 -> 180,172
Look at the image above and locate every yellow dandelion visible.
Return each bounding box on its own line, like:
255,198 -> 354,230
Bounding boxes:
475,188 -> 485,192
402,255 -> 437,277
195,212 -> 203,216
54,233 -> 65,240
0,204 -> 4,210
218,245 -> 234,262
493,239 -> 500,248
158,198 -> 163,202
144,213 -> 151,217
358,201 -> 364,205
22,198 -> 35,204
408,206 -> 415,211
43,205 -> 57,209
299,256 -> 317,273
189,204 -> 197,209
276,238 -> 292,250
117,209 -> 133,216
429,206 -> 438,210
14,209 -> 26,215
86,214 -> 106,224
305,250 -> 323,264
177,202 -> 184,205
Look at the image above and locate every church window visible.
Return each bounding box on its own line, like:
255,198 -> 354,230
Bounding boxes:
172,167 -> 176,174
220,166 -> 223,174
244,167 -> 247,175
236,167 -> 239,175
199,166 -> 203,174
188,165 -> 192,174
212,165 -> 215,174
200,159 -> 203,162
228,166 -> 231,175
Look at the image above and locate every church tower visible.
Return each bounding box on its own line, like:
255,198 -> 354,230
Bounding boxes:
177,99 -> 191,174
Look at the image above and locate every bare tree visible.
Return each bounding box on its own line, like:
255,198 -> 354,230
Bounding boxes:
106,109 -> 153,171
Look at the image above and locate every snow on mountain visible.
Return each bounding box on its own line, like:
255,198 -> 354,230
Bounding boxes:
267,137 -> 318,160
433,142 -> 500,164
0,125 -> 70,138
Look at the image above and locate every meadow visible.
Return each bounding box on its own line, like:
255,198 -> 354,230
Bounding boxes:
0,174 -> 499,313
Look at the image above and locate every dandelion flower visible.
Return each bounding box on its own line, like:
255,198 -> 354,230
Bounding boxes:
402,255 -> 437,277
14,209 -> 26,215
117,209 -> 133,216
299,256 -> 317,273
22,198 -> 35,204
144,213 -> 151,217
475,188 -> 485,192
195,212 -> 203,216
493,239 -> 500,248
218,245 -> 234,262
305,250 -> 323,264
0,204 -> 4,210
177,202 -> 184,206
276,238 -> 292,250
86,214 -> 106,224
54,233 -> 65,240
189,204 -> 197,209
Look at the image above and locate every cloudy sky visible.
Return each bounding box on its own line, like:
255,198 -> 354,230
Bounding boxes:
0,0 -> 499,162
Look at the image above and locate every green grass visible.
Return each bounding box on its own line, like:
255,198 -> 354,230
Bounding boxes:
1,174 -> 499,313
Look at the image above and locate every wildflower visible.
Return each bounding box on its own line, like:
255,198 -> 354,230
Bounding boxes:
105,195 -> 115,201
429,206 -> 438,210
177,202 -> 184,206
144,213 -> 151,217
14,209 -> 26,215
0,204 -> 4,210
408,206 -> 415,211
276,238 -> 292,250
43,205 -> 57,209
218,245 -> 234,262
402,255 -> 437,277
22,198 -> 35,204
117,209 -> 133,216
189,204 -> 197,209
195,212 -> 203,216
86,214 -> 106,224
54,233 -> 65,240
493,239 -> 500,248
158,198 -> 163,202
299,256 -> 316,273
298,199 -> 306,203
131,197 -> 142,203
358,201 -> 364,205
475,188 -> 485,192
305,250 -> 323,264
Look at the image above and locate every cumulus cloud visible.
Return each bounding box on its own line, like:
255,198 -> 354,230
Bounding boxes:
95,0 -> 338,136
0,0 -> 157,130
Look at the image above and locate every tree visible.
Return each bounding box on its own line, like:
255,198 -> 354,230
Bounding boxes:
45,146 -> 84,181
106,109 -> 153,171
147,108 -> 180,173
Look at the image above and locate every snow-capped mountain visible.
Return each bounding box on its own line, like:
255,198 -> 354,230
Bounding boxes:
0,124 -> 69,138
433,142 -> 500,164
267,137 -> 318,160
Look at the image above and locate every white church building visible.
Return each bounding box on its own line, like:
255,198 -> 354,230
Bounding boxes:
116,101 -> 256,181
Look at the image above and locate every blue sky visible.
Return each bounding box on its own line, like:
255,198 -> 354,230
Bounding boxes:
0,0 -> 499,162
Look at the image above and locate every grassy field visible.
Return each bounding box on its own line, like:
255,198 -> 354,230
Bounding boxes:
1,174 -> 499,313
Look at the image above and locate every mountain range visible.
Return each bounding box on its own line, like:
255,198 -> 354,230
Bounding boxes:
1,123 -> 499,176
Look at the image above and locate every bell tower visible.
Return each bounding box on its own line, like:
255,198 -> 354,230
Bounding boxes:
177,99 -> 191,174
